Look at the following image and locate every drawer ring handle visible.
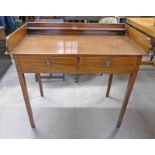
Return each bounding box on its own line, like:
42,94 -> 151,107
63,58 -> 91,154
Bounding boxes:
104,59 -> 111,67
44,59 -> 52,66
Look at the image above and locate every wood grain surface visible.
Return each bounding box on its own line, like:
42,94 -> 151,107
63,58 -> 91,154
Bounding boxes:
6,22 -> 149,128
127,18 -> 155,38
6,23 -> 27,52
10,35 -> 147,55
125,24 -> 151,53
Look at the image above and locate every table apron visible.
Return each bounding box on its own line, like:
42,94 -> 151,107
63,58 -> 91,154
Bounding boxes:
14,55 -> 141,74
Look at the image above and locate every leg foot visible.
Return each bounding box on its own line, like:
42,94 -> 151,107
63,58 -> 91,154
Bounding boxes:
18,73 -> 35,128
75,74 -> 79,83
37,73 -> 44,97
35,74 -> 38,82
116,74 -> 137,128
106,74 -> 113,97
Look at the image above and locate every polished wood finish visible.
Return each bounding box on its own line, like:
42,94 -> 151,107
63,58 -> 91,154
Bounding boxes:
27,23 -> 125,35
127,18 -> 155,67
125,24 -> 151,53
11,35 -> 147,55
7,22 -> 151,128
6,23 -> 27,52
116,56 -> 142,127
37,73 -> 44,97
16,55 -> 138,74
127,18 -> 155,38
28,22 -> 125,29
18,55 -> 77,73
79,56 -> 138,74
14,56 -> 35,128
106,74 -> 113,97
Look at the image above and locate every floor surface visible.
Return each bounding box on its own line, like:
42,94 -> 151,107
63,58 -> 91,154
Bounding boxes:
0,63 -> 155,139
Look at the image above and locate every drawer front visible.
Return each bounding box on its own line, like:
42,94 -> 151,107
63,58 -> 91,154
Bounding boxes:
18,55 -> 77,73
79,56 -> 138,73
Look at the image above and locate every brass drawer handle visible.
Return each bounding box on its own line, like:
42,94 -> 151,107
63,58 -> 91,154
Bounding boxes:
104,59 -> 111,67
44,59 -> 52,66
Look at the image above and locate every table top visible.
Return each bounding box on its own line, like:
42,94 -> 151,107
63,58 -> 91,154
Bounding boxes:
127,18 -> 155,38
11,35 -> 146,56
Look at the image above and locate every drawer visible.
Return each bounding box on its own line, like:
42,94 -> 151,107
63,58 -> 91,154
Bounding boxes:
79,56 -> 138,73
18,55 -> 77,73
